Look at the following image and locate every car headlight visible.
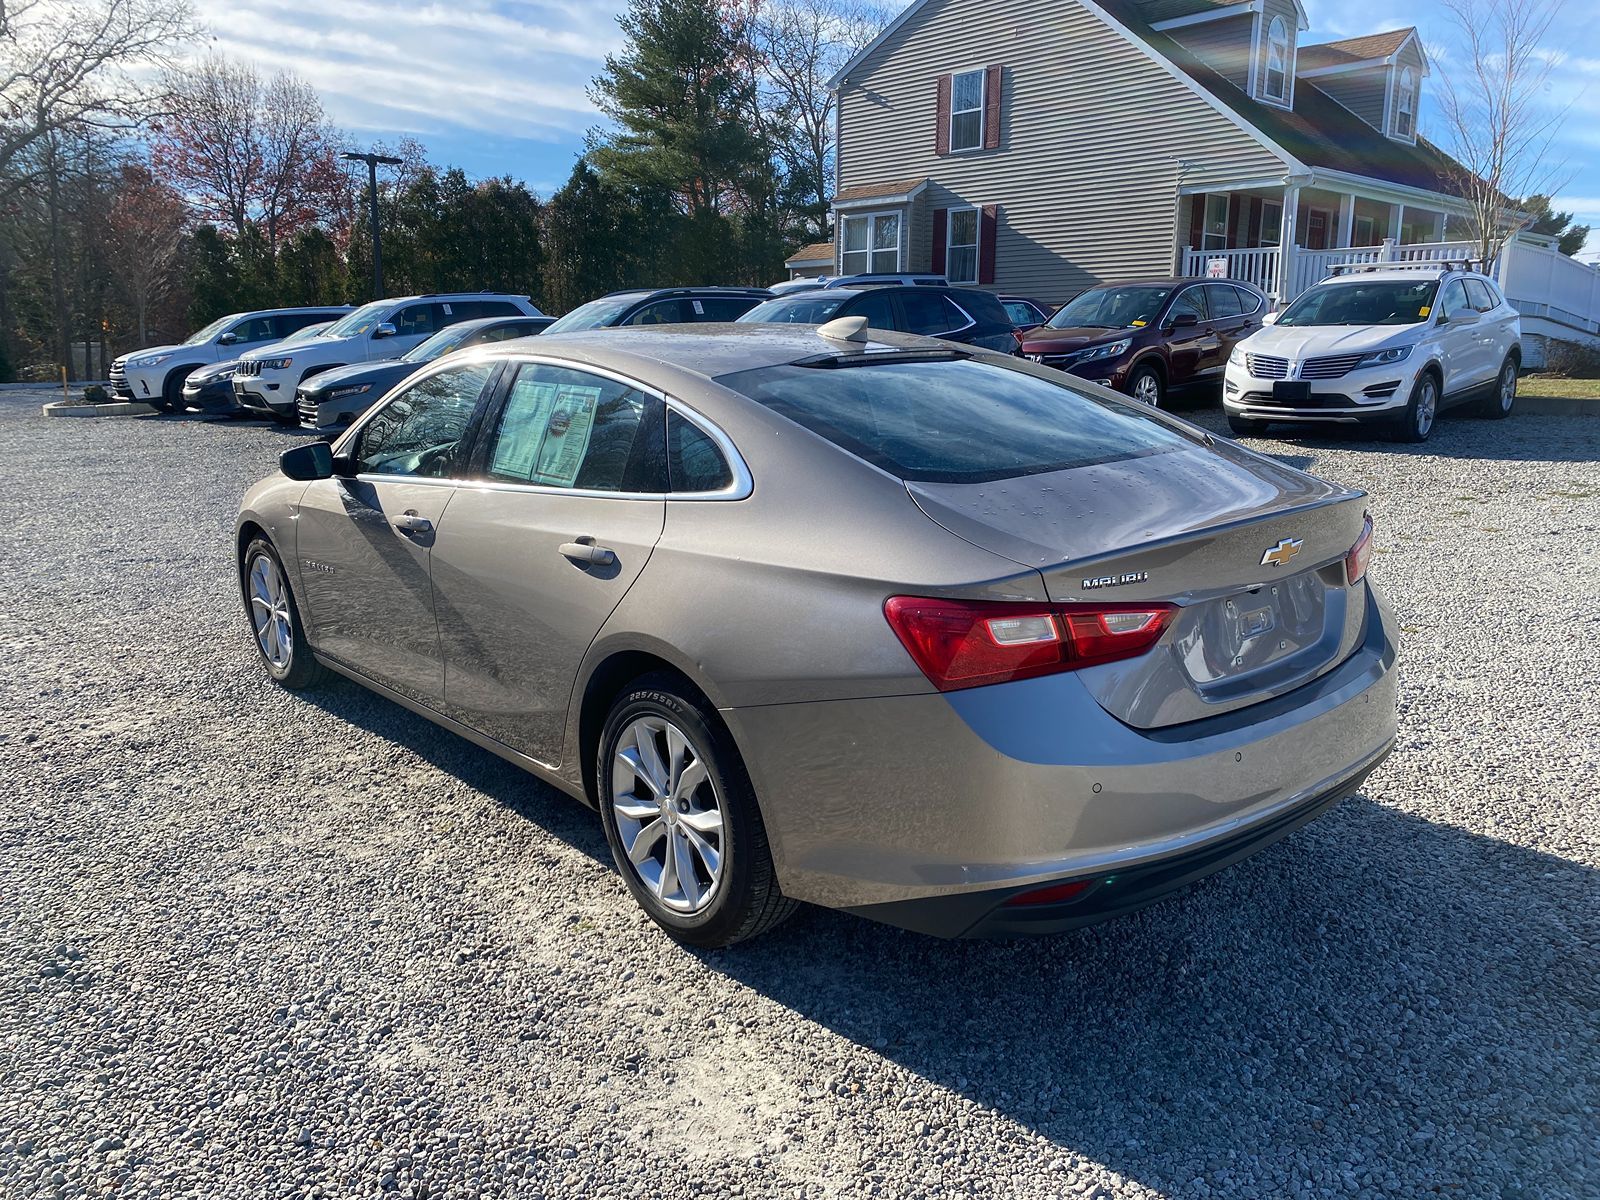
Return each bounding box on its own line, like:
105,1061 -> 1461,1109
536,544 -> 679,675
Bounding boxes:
132,353 -> 172,368
1355,345 -> 1413,368
327,383 -> 373,400
1228,344 -> 1245,366
258,357 -> 295,370
1079,338 -> 1132,362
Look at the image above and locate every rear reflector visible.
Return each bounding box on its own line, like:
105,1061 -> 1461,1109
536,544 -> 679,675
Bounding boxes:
1003,879 -> 1092,907
883,596 -> 1177,692
1346,512 -> 1374,583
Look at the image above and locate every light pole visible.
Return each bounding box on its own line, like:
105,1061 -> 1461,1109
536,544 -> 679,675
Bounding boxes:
342,150 -> 403,299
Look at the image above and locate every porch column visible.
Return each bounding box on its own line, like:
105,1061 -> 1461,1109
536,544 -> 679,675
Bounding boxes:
1338,194 -> 1356,247
1278,183 -> 1301,305
1390,202 -> 1406,243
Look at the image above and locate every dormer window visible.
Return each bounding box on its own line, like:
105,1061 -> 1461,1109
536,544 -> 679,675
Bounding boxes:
1264,17 -> 1290,102
1395,67 -> 1416,138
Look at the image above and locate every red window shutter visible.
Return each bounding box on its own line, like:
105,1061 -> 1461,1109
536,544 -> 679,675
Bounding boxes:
1247,198 -> 1262,245
935,75 -> 951,155
979,205 -> 998,285
1188,195 -> 1205,249
984,66 -> 1002,149
1225,194 -> 1241,247
931,208 -> 948,274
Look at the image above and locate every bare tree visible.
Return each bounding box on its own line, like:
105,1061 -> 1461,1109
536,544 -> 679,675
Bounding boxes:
0,0 -> 195,200
105,161 -> 186,342
749,0 -> 890,241
1434,0 -> 1570,261
153,55 -> 344,257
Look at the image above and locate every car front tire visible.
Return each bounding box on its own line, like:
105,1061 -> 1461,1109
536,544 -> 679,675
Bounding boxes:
157,367 -> 196,413
598,675 -> 796,947
1393,370 -> 1440,443
1127,362 -> 1165,408
241,537 -> 328,690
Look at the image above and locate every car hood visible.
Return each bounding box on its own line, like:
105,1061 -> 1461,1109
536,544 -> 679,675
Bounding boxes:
123,344 -> 182,366
189,358 -> 240,383
300,359 -> 418,397
1017,326 -> 1131,352
1243,324 -> 1419,357
238,336 -> 346,362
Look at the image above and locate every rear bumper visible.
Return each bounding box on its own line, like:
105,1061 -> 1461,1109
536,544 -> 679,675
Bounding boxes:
723,583 -> 1398,934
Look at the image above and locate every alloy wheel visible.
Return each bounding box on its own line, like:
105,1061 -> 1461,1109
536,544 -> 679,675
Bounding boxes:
1416,377 -> 1438,436
248,554 -> 294,670
1499,363 -> 1516,412
611,716 -> 725,914
1132,372 -> 1161,406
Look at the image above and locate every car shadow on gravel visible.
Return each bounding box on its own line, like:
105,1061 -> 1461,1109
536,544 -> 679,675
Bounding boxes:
701,796 -> 1598,1197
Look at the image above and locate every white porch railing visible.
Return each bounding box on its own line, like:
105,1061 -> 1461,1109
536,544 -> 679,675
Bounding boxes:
1180,246 -> 1279,296
1187,239 -> 1486,305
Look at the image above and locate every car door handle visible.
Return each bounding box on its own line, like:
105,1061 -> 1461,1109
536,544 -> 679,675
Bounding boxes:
392,511 -> 432,535
560,539 -> 616,567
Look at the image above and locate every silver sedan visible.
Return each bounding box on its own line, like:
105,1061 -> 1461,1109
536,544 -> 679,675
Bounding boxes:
235,322 -> 1397,946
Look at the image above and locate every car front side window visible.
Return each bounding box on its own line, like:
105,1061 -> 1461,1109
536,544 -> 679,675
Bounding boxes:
485,363 -> 666,493
1441,279 -> 1473,320
353,363 -> 496,478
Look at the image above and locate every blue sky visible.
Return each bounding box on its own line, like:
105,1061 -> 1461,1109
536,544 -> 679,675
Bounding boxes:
192,0 -> 1599,249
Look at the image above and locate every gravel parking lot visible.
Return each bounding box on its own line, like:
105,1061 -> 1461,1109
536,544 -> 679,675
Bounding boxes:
3,390 -> 1597,1200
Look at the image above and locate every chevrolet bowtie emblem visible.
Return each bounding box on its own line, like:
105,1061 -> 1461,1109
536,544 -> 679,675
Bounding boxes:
1260,537 -> 1303,568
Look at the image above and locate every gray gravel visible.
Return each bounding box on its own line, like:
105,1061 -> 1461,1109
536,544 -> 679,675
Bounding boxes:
2,392 -> 1597,1200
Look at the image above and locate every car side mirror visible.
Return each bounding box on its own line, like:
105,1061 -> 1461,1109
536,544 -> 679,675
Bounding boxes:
1168,312 -> 1199,329
372,322 -> 397,339
1260,311 -> 1279,326
279,442 -> 333,481
218,332 -> 238,346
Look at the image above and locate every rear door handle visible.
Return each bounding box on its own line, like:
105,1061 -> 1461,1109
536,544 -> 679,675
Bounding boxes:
559,538 -> 616,567
392,511 -> 432,535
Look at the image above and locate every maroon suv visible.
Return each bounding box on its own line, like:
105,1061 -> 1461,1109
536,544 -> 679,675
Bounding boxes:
1016,277 -> 1266,407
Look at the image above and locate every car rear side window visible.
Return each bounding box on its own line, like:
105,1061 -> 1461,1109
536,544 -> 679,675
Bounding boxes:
354,362 -> 496,478
692,296 -> 762,321
667,411 -> 733,493
485,363 -> 666,492
719,358 -> 1193,484
1205,284 -> 1242,318
1463,278 -> 1495,312
899,291 -> 967,336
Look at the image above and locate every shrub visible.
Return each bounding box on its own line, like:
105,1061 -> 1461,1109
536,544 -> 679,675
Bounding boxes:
1539,337 -> 1600,378
81,385 -> 112,403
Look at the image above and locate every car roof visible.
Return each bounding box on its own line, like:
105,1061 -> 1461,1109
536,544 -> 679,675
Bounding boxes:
434,315 -> 550,334
599,286 -> 773,301
484,322 -> 955,380
1316,267 -> 1490,284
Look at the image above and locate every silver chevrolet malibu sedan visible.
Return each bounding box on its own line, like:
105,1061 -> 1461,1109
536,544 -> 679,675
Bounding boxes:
235,322 -> 1397,946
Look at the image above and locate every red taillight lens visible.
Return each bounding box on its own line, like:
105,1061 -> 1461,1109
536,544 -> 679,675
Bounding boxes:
1346,512 -> 1374,583
883,596 -> 1177,692
1003,879 -> 1093,907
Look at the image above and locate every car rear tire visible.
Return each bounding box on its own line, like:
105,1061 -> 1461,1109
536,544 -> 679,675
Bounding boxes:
1127,363 -> 1165,408
1227,414 -> 1270,437
598,675 -> 797,947
1477,356 -> 1518,419
241,537 -> 328,690
1393,371 -> 1440,443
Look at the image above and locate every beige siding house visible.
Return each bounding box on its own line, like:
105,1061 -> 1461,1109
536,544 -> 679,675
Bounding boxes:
828,0 -> 1478,305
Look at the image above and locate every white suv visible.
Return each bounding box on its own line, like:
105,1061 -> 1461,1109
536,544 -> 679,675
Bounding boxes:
111,306 -> 351,411
232,293 -> 542,420
1223,264 -> 1521,442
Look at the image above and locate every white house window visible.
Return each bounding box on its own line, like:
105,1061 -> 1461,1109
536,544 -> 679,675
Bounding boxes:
1395,67 -> 1416,139
950,70 -> 985,152
1264,17 -> 1290,102
1355,214 -> 1376,245
842,211 -> 901,274
1202,194 -> 1230,250
946,209 -> 979,283
1258,199 -> 1283,248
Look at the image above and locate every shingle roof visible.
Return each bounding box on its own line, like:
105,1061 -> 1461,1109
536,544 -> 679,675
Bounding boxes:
785,241 -> 835,265
832,176 -> 927,203
1094,0 -> 1469,199
1134,0 -> 1243,24
1299,28 -> 1416,72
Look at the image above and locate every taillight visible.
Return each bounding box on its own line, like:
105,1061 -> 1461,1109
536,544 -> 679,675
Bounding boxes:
1346,512 -> 1374,583
883,596 -> 1177,692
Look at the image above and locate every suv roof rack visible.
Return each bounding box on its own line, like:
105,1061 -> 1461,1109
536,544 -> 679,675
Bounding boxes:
416,291 -> 528,298
1327,260 -> 1484,277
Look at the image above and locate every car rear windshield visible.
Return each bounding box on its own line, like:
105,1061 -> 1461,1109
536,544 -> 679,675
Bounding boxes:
717,357 -> 1194,484
1276,279 -> 1438,326
1047,286 -> 1172,330
738,294 -> 850,324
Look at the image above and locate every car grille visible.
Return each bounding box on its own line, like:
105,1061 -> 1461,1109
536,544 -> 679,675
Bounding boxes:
108,359 -> 132,398
297,390 -> 320,425
235,359 -> 262,377
1300,354 -> 1365,380
1246,354 -> 1290,379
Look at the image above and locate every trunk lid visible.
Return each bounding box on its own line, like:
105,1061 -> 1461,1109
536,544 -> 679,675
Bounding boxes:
907,440 -> 1370,729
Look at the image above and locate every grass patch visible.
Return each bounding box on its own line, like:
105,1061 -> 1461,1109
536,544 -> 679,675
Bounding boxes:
1520,375 -> 1600,401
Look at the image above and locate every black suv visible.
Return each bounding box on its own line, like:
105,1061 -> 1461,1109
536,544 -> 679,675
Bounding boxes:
543,287 -> 772,333
737,286 -> 1018,353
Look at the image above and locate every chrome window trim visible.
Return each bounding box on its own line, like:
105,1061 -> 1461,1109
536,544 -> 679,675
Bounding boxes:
337,350 -> 753,502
